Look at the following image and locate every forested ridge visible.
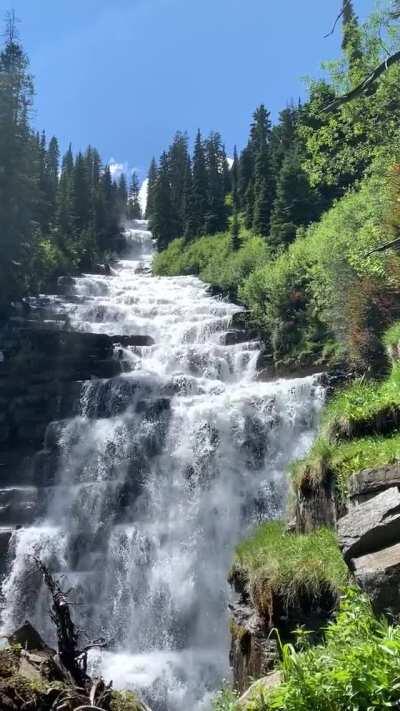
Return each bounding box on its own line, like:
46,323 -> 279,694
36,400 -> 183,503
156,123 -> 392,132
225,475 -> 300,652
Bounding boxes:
152,0 -> 400,374
0,13 -> 142,316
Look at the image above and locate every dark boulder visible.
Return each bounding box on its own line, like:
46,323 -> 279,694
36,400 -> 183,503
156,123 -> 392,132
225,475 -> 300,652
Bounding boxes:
111,334 -> 155,347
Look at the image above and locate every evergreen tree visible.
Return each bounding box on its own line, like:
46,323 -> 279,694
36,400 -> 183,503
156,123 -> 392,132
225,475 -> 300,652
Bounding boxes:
183,154 -> 196,241
46,136 -> 60,226
151,152 -> 177,250
117,173 -> 128,218
251,105 -> 275,236
230,146 -> 241,251
270,104 -> 299,175
204,131 -> 228,234
239,144 -> 254,228
270,148 -> 319,249
191,129 -> 209,236
0,13 -> 36,306
127,172 -> 142,220
342,0 -> 363,71
168,131 -> 189,235
72,152 -> 91,234
145,157 -> 158,219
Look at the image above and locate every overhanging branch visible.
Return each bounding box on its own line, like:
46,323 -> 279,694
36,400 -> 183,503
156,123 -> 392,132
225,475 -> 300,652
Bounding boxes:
324,49 -> 400,110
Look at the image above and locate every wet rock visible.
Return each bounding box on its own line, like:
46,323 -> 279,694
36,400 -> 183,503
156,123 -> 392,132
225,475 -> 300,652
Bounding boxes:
230,599 -> 278,695
111,334 -> 155,347
296,478 -> 337,534
223,331 -> 258,346
338,487 -> 400,562
352,541 -> 400,616
7,621 -> 51,653
0,487 -> 40,525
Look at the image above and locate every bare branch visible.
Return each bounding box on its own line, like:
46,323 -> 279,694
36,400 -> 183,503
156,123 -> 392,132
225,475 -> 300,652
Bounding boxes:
324,0 -> 351,38
364,236 -> 400,257
324,49 -> 400,110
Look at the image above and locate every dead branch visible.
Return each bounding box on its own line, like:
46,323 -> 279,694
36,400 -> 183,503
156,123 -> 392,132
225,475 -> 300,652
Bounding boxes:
363,236 -> 400,257
324,49 -> 400,110
324,0 -> 351,38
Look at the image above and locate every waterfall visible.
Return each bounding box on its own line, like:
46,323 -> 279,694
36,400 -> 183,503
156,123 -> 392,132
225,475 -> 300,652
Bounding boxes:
1,222 -> 324,710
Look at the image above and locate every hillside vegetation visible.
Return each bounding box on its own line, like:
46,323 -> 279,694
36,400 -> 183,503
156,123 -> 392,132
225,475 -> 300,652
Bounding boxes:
152,2 -> 400,372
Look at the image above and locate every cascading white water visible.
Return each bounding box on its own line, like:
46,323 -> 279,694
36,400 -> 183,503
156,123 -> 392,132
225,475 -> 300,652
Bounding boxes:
1,221 -> 324,710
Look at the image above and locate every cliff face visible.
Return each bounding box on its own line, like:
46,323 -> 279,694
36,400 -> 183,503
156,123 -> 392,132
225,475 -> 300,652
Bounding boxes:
0,320 -> 121,575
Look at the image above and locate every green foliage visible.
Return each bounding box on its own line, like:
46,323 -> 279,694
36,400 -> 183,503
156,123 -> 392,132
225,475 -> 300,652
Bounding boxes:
252,589 -> 400,711
232,521 -> 348,607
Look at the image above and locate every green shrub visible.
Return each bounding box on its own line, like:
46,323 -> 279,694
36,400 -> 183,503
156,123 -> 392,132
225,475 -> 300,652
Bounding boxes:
250,589 -> 400,711
232,522 -> 348,607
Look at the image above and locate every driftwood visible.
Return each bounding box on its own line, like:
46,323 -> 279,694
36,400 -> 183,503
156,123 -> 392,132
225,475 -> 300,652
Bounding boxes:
34,557 -> 107,686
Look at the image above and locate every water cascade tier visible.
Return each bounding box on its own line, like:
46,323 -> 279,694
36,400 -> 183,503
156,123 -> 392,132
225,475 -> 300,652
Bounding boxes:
0,222 -> 324,710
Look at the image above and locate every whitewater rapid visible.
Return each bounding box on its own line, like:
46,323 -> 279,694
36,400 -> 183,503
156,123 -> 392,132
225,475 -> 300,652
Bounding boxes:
1,222 -> 324,710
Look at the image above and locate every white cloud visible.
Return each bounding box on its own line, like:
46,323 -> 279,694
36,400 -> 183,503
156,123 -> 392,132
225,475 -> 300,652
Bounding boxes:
109,159 -> 128,181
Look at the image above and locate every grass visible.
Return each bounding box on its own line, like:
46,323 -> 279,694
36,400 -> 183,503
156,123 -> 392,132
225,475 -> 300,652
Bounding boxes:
292,360 -> 400,496
232,521 -> 348,608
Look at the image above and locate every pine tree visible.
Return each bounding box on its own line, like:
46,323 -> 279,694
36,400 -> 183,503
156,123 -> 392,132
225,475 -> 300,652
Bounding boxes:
204,131 -> 228,234
72,152 -> 91,234
117,173 -> 128,219
239,143 -> 254,227
270,104 -> 299,176
230,146 -> 241,250
342,0 -> 362,71
151,152 -> 177,250
269,148 -> 319,249
0,13 -> 36,305
251,105 -> 275,236
145,157 -> 158,219
46,136 -> 60,225
191,130 -> 209,236
168,131 -> 189,235
183,154 -> 196,241
127,172 -> 142,220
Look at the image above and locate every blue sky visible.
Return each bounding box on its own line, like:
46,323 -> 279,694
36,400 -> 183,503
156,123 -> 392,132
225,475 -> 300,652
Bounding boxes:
2,0 -> 376,180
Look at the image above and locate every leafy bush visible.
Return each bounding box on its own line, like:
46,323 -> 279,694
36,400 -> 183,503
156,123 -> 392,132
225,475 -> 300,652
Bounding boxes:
232,522 -> 348,607
256,590 -> 400,711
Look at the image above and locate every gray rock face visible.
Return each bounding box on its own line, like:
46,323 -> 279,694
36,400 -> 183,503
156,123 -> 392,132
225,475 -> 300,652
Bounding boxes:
353,542 -> 400,615
338,486 -> 400,562
349,465 -> 400,504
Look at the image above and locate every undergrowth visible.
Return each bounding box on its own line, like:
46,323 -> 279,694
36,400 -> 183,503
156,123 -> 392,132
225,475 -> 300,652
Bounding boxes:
232,521 -> 348,607
215,590 -> 400,710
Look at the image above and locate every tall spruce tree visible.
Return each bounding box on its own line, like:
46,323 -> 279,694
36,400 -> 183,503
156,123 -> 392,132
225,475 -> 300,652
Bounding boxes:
168,131 -> 189,235
0,13 -> 36,306
204,131 -> 228,234
145,157 -> 158,219
230,146 -> 241,250
270,148 -> 318,249
342,0 -> 363,71
151,152 -> 177,250
117,173 -> 128,219
127,172 -> 142,220
183,154 -> 196,242
251,105 -> 275,236
191,130 -> 209,236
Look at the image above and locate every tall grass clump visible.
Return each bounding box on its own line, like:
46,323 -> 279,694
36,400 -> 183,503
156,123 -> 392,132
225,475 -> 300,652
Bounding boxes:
232,522 -> 348,606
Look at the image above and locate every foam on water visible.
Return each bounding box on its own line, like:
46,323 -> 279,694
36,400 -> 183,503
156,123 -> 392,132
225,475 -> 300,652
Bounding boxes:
1,222 -> 324,710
